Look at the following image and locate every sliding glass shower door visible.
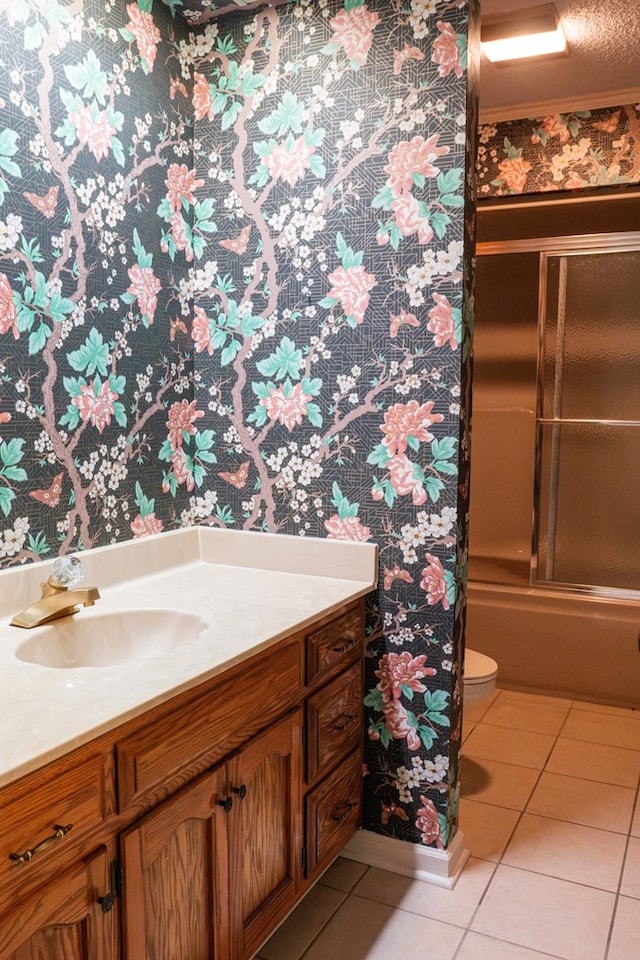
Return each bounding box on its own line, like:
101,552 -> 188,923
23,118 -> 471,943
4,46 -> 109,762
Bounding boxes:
535,244 -> 640,593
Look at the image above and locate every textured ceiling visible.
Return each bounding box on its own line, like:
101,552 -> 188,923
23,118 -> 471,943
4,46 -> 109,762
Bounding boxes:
480,0 -> 640,119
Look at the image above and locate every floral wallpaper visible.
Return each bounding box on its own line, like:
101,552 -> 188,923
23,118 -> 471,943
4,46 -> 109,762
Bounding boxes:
477,103 -> 640,196
192,0 -> 478,847
0,0 -> 477,851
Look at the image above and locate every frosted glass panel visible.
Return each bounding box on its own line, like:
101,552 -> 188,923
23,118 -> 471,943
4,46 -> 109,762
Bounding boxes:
536,422 -> 640,590
543,251 -> 640,421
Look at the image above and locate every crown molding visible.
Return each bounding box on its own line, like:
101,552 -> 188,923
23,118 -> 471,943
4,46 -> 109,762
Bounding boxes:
479,87 -> 640,125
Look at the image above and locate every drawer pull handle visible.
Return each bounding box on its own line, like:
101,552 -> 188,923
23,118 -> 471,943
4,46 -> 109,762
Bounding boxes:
9,823 -> 73,866
218,796 -> 233,813
331,637 -> 357,655
232,784 -> 247,800
333,714 -> 357,732
331,802 -> 357,824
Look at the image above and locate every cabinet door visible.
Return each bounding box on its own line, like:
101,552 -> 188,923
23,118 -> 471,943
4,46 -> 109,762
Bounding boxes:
227,710 -> 302,960
120,764 -> 229,960
0,846 -> 118,960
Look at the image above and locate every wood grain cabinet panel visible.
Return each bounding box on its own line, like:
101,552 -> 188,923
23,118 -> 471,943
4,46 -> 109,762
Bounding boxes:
305,604 -> 364,688
306,663 -> 363,784
120,764 -> 229,960
0,846 -> 118,960
305,750 -> 362,877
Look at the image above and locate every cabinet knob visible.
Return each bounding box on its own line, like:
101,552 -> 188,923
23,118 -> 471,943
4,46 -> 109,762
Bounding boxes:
218,796 -> 233,813
231,784 -> 247,800
97,891 -> 116,913
331,637 -> 357,655
333,714 -> 357,732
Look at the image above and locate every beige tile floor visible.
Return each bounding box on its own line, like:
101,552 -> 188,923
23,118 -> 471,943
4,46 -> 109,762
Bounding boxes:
255,688 -> 640,960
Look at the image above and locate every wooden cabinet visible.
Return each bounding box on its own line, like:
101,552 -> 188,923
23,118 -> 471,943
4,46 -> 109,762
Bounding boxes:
0,846 -> 119,960
0,598 -> 366,960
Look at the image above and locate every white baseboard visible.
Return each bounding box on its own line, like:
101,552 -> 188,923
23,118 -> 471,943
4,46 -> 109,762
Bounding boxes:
341,828 -> 470,890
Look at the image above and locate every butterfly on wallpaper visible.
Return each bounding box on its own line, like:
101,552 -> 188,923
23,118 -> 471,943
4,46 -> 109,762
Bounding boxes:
392,44 -> 425,75
219,225 -> 251,255
170,316 -> 189,342
381,802 -> 409,826
593,110 -> 620,133
218,462 -> 250,489
29,473 -> 63,508
382,564 -> 413,591
23,185 -> 59,219
389,308 -> 420,338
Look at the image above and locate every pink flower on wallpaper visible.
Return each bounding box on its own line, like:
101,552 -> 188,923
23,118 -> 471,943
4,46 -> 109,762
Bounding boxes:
193,73 -> 213,121
391,194 -> 434,244
389,307 -> 420,338
427,293 -> 457,349
260,382 -> 313,431
166,399 -> 204,451
263,137 -> 316,187
192,305 -> 213,355
326,264 -> 377,324
127,264 -> 162,325
384,134 -> 450,197
386,453 -> 427,505
420,553 -> 450,610
72,381 -> 118,433
497,156 -> 532,193
380,399 -> 444,456
166,164 -> 204,214
0,272 -> 18,339
382,700 -> 421,751
375,651 -> 434,702
69,105 -> 117,162
416,795 -> 443,848
541,115 -> 571,143
131,512 -> 164,538
169,212 -> 194,262
125,3 -> 161,73
432,21 -> 463,79
170,447 -> 195,491
324,515 -> 371,541
329,5 -> 381,67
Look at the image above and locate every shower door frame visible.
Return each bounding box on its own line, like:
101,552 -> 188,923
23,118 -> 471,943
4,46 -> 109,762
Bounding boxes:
476,229 -> 640,601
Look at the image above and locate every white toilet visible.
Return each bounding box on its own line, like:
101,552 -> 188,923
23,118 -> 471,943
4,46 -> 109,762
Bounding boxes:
463,648 -> 498,704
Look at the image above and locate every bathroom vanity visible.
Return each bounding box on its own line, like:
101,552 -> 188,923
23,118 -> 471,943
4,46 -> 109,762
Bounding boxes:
0,528 -> 377,960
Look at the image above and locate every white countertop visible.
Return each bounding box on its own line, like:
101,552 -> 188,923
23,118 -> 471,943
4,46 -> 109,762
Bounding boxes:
0,528 -> 377,789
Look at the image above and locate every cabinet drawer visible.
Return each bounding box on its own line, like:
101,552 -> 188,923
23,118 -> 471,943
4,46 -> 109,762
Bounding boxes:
0,749 -> 108,905
306,663 -> 362,784
306,602 -> 363,687
116,636 -> 303,812
305,750 -> 361,876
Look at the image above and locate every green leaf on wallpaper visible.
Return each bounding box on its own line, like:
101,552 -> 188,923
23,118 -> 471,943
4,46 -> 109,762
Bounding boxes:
444,570 -> 457,608
114,402 -> 127,428
331,482 -> 359,519
240,72 -> 266,98
24,21 -> 47,51
62,376 -> 83,398
363,688 -> 384,711
300,377 -> 322,397
137,0 -> 154,11
0,130 -> 21,179
216,35 -> 238,56
41,0 -> 74,26
132,228 -> 152,267
440,194 -> 465,209
49,293 -> 75,324
317,297 -> 338,310
27,531 -> 49,557
344,0 -> 365,10
0,437 -> 26,473
417,725 -> 437,750
20,237 -> 44,264
437,168 -> 464,196
0,487 -> 16,518
111,138 -> 125,168
371,185 -> 394,211
424,689 -> 450,723
64,51 -> 108,105
27,323 -> 49,355
430,211 -> 451,240
424,476 -> 445,502
247,403 -> 268,428
308,153 -> 326,179
215,504 -> 236,526
221,101 -> 242,131
251,381 -> 271,400
239,312 -> 263,337
220,340 -> 241,366
256,337 -> 303,381
108,374 -> 126,395
431,437 -> 457,461
306,402 -> 322,428
258,91 -> 305,137
320,42 -> 341,58
135,482 -> 155,517
366,443 -> 390,468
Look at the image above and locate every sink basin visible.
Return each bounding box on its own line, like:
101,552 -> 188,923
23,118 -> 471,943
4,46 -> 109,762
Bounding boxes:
15,610 -> 207,669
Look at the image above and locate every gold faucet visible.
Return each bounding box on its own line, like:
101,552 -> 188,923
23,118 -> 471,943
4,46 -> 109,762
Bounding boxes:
10,557 -> 100,629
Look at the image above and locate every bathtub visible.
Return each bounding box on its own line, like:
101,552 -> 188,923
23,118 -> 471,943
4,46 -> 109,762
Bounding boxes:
465,572 -> 640,709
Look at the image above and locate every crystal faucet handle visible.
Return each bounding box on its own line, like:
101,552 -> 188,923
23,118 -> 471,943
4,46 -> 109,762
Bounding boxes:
49,556 -> 85,589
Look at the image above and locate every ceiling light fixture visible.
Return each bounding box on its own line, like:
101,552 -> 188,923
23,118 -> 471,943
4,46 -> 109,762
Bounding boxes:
481,3 -> 568,63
